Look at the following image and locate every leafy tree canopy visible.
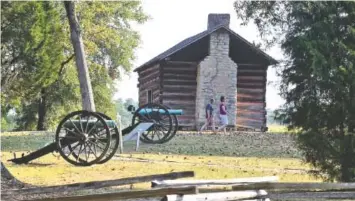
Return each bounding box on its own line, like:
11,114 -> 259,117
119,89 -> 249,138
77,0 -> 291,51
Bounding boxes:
1,1 -> 148,130
234,1 -> 355,181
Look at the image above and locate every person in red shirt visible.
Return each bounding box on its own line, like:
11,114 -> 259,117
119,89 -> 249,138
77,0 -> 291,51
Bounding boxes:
217,96 -> 228,134
198,98 -> 216,134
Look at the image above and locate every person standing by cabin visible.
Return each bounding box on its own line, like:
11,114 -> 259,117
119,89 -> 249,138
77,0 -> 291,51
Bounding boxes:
199,98 -> 216,134
217,96 -> 228,134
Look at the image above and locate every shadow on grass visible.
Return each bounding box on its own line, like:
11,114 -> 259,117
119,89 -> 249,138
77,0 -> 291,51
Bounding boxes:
20,162 -> 54,167
122,133 -> 303,159
1,132 -> 303,159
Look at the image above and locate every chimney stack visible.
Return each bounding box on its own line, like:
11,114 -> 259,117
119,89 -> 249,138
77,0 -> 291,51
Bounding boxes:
207,13 -> 230,30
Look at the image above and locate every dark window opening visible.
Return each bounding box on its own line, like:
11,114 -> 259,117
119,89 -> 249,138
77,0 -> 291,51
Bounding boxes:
147,90 -> 153,103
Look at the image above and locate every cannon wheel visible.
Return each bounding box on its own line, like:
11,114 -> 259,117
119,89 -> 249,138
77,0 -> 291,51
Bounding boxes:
95,112 -> 120,164
64,112 -> 119,165
160,105 -> 179,143
131,103 -> 173,144
55,111 -> 111,166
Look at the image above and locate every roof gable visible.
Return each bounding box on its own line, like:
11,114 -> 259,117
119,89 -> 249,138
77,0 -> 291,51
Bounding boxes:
134,25 -> 278,72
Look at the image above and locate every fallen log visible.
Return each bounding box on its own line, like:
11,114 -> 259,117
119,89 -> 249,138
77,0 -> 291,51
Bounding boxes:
152,176 -> 278,187
232,182 -> 355,191
3,171 -> 194,195
266,191 -> 355,200
163,190 -> 268,201
27,186 -> 198,201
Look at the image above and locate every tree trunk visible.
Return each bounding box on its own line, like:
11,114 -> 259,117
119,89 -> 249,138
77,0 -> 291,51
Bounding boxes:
37,88 -> 46,131
340,135 -> 352,182
64,1 -> 95,112
341,82 -> 355,182
1,161 -> 26,188
340,121 -> 353,182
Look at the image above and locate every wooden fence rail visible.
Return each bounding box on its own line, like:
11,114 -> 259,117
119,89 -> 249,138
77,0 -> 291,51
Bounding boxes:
152,176 -> 279,187
265,191 -> 355,200
27,186 -> 198,201
163,190 -> 268,201
232,182 -> 355,191
3,171 -> 194,196
5,174 -> 355,201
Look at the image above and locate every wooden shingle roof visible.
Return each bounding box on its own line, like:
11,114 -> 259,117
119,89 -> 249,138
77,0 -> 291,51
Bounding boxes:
134,25 -> 278,72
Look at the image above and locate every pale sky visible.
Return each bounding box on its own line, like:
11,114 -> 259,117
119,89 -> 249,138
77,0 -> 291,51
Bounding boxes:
114,0 -> 285,110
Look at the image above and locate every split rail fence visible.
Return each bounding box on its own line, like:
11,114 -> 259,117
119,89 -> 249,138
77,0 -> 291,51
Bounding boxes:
3,171 -> 355,201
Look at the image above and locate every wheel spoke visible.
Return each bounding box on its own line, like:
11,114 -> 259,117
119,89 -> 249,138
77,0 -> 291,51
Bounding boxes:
84,116 -> 90,133
79,116 -> 85,134
83,143 -> 89,162
87,142 -> 98,159
150,128 -> 157,140
87,119 -> 99,135
156,128 -> 162,140
155,123 -> 168,133
155,125 -> 166,138
76,144 -> 83,162
92,141 -> 98,156
66,143 -> 81,157
139,114 -> 150,122
69,118 -> 82,134
88,140 -> 106,151
157,130 -> 165,140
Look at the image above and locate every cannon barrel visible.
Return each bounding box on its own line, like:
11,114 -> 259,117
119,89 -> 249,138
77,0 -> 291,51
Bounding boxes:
63,120 -> 117,129
63,108 -> 183,130
138,109 -> 183,115
8,138 -> 77,164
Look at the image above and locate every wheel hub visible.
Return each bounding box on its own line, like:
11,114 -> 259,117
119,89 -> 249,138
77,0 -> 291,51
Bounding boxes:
80,133 -> 89,142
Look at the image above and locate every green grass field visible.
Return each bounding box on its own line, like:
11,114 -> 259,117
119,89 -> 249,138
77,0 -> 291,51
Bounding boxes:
1,131 -> 319,190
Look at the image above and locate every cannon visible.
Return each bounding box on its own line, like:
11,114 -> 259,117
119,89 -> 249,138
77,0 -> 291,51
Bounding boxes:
9,103 -> 183,166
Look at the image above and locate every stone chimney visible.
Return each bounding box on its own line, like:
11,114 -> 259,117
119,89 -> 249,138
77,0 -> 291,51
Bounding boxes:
207,13 -> 230,30
195,13 -> 237,130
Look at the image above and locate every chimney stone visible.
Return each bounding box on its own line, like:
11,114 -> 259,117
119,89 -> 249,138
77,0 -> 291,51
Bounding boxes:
195,14 -> 237,130
207,13 -> 230,30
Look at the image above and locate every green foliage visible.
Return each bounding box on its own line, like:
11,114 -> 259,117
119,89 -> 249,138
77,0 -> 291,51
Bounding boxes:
1,117 -> 10,132
1,1 -> 148,131
266,108 -> 284,125
14,103 -> 38,131
115,98 -> 137,128
235,1 -> 355,181
76,1 -> 148,79
297,130 -> 355,181
1,1 -> 65,106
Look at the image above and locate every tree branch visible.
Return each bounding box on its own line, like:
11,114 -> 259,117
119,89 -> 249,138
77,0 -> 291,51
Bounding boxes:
32,39 -> 46,53
58,54 -> 75,77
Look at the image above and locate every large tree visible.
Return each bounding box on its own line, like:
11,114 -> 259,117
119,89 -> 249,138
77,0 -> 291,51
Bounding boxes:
64,1 -> 95,111
1,1 -> 66,130
234,1 -> 355,181
1,1 -> 148,130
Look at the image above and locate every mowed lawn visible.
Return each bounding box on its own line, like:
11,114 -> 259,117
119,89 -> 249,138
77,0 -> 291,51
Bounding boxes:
1,131 -> 320,189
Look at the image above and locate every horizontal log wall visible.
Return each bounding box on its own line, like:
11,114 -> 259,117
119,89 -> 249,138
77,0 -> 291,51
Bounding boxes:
138,62 -> 269,130
236,64 -> 267,130
161,61 -> 198,127
137,64 -> 161,106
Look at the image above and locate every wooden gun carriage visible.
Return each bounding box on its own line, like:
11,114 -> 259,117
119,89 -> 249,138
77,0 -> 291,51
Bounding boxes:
9,103 -> 183,166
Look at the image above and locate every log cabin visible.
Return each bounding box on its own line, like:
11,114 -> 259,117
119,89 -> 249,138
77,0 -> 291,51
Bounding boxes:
134,13 -> 278,131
